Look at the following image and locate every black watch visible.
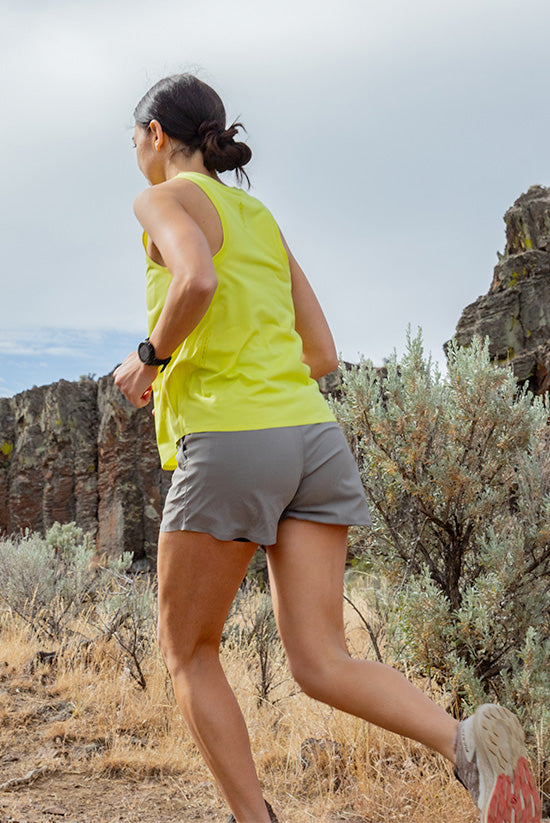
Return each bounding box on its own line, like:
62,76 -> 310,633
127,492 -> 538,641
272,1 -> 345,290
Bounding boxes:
137,339 -> 171,372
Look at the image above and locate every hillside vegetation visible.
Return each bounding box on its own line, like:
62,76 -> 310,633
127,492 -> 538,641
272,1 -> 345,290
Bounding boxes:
2,332 -> 549,820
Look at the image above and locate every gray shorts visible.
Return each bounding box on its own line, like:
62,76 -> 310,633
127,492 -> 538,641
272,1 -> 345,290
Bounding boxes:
160,422 -> 371,545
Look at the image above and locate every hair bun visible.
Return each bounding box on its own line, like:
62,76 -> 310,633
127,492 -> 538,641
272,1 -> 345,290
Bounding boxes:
200,120 -> 252,184
197,120 -> 224,143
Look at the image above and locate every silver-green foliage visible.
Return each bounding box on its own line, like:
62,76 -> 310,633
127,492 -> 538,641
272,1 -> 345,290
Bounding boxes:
0,522 -> 155,688
333,332 -> 550,737
0,522 -> 129,638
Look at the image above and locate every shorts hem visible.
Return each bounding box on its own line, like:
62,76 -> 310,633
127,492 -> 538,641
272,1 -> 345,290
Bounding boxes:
280,512 -> 372,528
159,515 -> 371,545
159,521 -> 275,546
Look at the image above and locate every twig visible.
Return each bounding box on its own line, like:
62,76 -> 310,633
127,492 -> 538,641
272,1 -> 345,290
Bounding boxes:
0,766 -> 50,792
343,594 -> 384,663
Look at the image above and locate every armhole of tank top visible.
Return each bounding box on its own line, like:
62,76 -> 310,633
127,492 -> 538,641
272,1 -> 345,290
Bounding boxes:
274,223 -> 290,264
173,174 -> 228,266
142,229 -> 171,271
258,200 -> 290,269
268,216 -> 293,288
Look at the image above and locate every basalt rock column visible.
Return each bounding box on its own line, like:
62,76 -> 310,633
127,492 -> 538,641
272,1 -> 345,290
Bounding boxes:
452,185 -> 550,394
96,374 -> 171,566
0,379 -> 99,535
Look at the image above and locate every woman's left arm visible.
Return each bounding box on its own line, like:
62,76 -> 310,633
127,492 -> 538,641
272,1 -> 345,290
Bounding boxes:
114,185 -> 218,407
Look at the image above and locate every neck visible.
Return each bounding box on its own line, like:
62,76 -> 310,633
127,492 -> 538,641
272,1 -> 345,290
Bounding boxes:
162,149 -> 218,183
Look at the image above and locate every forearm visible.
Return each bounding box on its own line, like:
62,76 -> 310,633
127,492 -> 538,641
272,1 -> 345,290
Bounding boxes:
148,275 -> 217,359
113,272 -> 216,409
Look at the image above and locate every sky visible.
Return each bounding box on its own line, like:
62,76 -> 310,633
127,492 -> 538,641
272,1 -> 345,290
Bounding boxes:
2,0 -> 550,398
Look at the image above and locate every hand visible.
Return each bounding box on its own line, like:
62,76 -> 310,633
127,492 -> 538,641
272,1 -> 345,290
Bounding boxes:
113,351 -> 158,408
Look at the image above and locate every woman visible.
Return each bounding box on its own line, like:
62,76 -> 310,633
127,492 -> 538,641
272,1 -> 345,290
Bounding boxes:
114,74 -> 541,823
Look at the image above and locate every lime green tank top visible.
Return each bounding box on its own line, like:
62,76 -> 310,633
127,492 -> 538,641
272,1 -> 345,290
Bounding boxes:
145,171 -> 335,470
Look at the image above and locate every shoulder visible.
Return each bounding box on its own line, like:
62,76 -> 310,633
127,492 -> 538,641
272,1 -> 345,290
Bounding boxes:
133,178 -> 191,218
134,177 -> 224,257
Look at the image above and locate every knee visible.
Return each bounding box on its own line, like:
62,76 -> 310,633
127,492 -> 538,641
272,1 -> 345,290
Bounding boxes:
287,649 -> 343,701
157,615 -> 219,680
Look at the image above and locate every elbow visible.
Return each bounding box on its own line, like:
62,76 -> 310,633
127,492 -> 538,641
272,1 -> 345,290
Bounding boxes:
178,270 -> 218,303
319,342 -> 339,377
304,348 -> 340,381
193,267 -> 218,298
196,273 -> 218,302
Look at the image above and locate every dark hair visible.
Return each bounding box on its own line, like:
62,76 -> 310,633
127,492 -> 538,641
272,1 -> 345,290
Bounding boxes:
134,74 -> 252,185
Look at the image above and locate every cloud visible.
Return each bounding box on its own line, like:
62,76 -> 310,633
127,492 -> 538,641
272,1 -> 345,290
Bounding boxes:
0,330 -> 101,357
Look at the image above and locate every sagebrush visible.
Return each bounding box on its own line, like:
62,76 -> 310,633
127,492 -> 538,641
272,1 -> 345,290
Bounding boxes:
333,331 -> 550,770
0,522 -> 155,688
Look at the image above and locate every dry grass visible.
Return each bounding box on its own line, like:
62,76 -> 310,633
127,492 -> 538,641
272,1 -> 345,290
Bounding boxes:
0,585 -> 481,822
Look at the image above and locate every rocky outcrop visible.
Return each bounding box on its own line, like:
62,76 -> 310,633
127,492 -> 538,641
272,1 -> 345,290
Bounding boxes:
452,185 -> 550,394
0,376 -> 170,568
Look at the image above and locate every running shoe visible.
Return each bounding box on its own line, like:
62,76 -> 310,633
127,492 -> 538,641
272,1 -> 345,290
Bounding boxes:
454,703 -> 542,823
227,798 -> 278,822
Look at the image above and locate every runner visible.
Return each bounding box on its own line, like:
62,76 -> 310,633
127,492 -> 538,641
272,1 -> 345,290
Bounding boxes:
113,73 -> 541,823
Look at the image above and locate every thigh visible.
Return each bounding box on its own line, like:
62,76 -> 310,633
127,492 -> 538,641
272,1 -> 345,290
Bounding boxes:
266,518 -> 349,664
157,530 -> 258,661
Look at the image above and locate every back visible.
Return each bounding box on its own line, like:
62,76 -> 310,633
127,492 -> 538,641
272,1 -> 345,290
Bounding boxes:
145,172 -> 335,469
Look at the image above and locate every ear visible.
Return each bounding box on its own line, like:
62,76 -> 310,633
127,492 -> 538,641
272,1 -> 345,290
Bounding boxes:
149,119 -> 165,152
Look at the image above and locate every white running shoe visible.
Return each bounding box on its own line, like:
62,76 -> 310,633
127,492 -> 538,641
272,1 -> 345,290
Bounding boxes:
454,704 -> 541,823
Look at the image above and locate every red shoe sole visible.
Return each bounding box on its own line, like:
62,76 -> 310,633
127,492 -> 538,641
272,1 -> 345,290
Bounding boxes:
487,757 -> 541,823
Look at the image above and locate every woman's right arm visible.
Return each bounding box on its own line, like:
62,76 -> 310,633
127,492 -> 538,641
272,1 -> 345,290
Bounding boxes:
280,234 -> 339,380
114,184 -> 218,408
134,185 -> 219,360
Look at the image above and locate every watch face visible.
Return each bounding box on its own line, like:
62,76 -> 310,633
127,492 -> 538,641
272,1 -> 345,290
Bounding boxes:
138,340 -> 154,365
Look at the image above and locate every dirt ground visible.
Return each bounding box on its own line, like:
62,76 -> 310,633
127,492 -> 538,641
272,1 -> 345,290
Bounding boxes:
0,770 -> 375,823
0,771 -> 221,823
0,663 -> 227,823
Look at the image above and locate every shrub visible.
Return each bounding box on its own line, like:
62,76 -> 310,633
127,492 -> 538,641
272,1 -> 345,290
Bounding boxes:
93,570 -> 157,689
0,523 -> 126,637
332,332 -> 550,750
0,522 -> 154,688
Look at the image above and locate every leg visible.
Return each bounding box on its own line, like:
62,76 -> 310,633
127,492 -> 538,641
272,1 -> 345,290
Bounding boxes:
157,530 -> 271,823
266,519 -> 458,762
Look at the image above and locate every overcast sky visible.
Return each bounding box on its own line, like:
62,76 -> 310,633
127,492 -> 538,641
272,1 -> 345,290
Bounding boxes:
2,0 -> 550,397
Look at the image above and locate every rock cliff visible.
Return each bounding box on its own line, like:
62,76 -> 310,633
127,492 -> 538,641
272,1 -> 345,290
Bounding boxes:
0,375 -> 170,568
452,185 -> 550,394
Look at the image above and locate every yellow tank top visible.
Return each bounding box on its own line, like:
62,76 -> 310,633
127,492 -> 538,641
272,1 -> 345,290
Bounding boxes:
145,171 -> 335,470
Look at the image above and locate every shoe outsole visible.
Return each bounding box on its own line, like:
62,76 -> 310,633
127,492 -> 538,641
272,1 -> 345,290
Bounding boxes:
473,704 -> 541,823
